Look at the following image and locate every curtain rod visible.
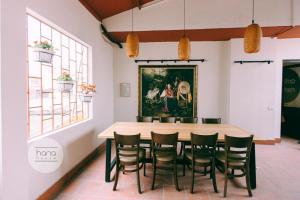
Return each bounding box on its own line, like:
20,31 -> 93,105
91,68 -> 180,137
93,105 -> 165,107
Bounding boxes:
134,59 -> 206,63
234,60 -> 274,64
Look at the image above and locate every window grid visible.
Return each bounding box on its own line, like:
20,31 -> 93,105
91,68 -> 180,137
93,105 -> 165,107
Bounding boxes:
27,14 -> 90,139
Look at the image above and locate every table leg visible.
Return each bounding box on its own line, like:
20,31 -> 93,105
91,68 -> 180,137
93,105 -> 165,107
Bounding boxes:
105,139 -> 112,182
250,142 -> 256,189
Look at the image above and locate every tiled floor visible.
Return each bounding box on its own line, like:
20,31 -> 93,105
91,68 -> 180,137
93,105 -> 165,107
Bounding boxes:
56,138 -> 300,200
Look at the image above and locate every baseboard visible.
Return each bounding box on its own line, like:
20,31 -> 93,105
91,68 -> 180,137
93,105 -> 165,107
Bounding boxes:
275,138 -> 281,143
37,142 -> 106,200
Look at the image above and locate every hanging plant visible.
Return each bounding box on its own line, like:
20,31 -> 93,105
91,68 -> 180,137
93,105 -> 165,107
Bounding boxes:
57,72 -> 74,92
80,83 -> 96,103
32,41 -> 55,63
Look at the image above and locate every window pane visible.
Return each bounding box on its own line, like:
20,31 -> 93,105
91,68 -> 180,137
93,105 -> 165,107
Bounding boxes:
53,56 -> 61,79
62,35 -> 69,47
29,107 -> 42,137
70,103 -> 77,123
54,105 -> 62,129
83,103 -> 89,120
28,53 -> 41,77
41,23 -> 51,39
62,47 -> 69,69
43,93 -> 53,120
43,119 -> 53,133
29,78 -> 41,107
70,39 -> 76,60
27,15 -> 40,45
42,65 -> 52,92
52,30 -> 61,56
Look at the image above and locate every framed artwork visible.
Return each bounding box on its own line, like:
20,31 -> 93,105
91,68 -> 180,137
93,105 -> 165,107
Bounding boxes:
138,65 -> 197,118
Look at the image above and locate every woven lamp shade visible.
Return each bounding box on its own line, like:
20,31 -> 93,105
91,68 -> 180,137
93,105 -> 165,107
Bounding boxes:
178,35 -> 191,60
126,32 -> 139,58
244,23 -> 262,53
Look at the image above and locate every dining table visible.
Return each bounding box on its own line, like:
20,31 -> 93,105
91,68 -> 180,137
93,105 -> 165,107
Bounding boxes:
97,122 -> 276,189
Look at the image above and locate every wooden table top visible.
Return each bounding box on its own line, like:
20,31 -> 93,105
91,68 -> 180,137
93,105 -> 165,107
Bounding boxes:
98,122 -> 276,145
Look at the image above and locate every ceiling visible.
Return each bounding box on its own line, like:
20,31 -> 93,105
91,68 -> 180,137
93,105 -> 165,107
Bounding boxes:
79,0 -> 300,42
79,0 -> 154,21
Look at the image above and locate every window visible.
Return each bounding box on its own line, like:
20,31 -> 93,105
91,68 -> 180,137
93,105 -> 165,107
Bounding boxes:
27,12 -> 91,139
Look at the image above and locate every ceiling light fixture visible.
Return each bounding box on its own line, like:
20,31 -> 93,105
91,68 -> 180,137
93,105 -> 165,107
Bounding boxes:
126,8 -> 139,58
244,0 -> 262,53
178,0 -> 190,60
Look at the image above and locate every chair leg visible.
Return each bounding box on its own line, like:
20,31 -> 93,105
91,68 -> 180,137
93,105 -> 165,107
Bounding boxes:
204,166 -> 207,175
179,142 -> 184,156
113,163 -> 120,191
136,166 -> 142,194
183,156 -> 186,176
151,160 -> 156,190
174,161 -> 180,191
144,162 -> 146,176
224,168 -> 228,197
190,162 -> 195,193
212,162 -> 218,193
245,167 -> 253,197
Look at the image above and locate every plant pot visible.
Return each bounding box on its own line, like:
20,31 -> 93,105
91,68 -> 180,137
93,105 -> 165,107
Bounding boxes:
33,48 -> 55,63
80,94 -> 94,103
57,80 -> 74,92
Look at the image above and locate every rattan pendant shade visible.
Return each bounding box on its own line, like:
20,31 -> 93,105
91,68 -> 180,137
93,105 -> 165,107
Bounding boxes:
244,23 -> 262,53
178,35 -> 190,60
126,32 -> 139,58
244,0 -> 262,53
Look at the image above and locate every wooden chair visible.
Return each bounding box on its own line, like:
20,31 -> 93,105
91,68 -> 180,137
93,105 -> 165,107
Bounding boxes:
179,117 -> 198,156
180,117 -> 198,124
151,131 -> 180,191
159,117 -> 176,123
216,135 -> 254,197
136,115 -> 153,157
136,116 -> 154,123
202,118 -> 221,124
113,132 -> 146,194
183,133 -> 218,193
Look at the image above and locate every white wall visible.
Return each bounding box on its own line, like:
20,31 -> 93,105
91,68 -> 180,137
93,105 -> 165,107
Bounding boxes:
113,42 -> 230,122
1,0 -> 29,199
104,0 -> 298,32
113,38 -> 300,140
1,0 -> 114,199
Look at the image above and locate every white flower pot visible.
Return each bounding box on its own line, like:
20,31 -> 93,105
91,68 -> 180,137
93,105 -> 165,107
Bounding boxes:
33,48 -> 55,63
80,94 -> 93,103
57,80 -> 74,92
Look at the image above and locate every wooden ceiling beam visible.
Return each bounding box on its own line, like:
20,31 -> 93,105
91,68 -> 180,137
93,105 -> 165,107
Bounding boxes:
79,0 -> 103,21
136,0 -> 142,9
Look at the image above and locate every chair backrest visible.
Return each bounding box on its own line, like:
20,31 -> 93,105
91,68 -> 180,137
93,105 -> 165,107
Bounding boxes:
114,132 -> 141,161
190,133 -> 218,156
151,131 -> 178,149
159,117 -> 176,123
224,134 -> 254,164
180,117 -> 198,124
202,118 -> 221,124
136,116 -> 153,122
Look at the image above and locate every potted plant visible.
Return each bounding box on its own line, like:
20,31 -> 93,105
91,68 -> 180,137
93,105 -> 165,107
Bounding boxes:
57,72 -> 74,92
80,83 -> 96,103
32,41 -> 55,63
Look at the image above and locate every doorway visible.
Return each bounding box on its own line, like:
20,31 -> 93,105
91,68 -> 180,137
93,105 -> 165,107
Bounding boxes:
281,60 -> 300,140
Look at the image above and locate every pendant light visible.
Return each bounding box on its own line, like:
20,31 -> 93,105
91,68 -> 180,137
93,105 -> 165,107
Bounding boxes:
244,0 -> 262,53
178,0 -> 191,60
126,8 -> 139,58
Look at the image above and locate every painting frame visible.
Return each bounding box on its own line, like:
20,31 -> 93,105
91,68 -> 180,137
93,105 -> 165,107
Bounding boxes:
138,65 -> 198,118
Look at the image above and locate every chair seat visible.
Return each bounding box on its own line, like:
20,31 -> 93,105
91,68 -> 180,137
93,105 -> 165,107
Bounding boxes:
185,150 -> 211,164
156,151 -> 176,162
215,151 -> 245,167
119,149 -> 146,164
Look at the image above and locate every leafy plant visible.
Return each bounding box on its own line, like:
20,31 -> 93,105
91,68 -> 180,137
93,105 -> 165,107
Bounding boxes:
33,41 -> 54,51
80,83 -> 96,94
57,72 -> 73,81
